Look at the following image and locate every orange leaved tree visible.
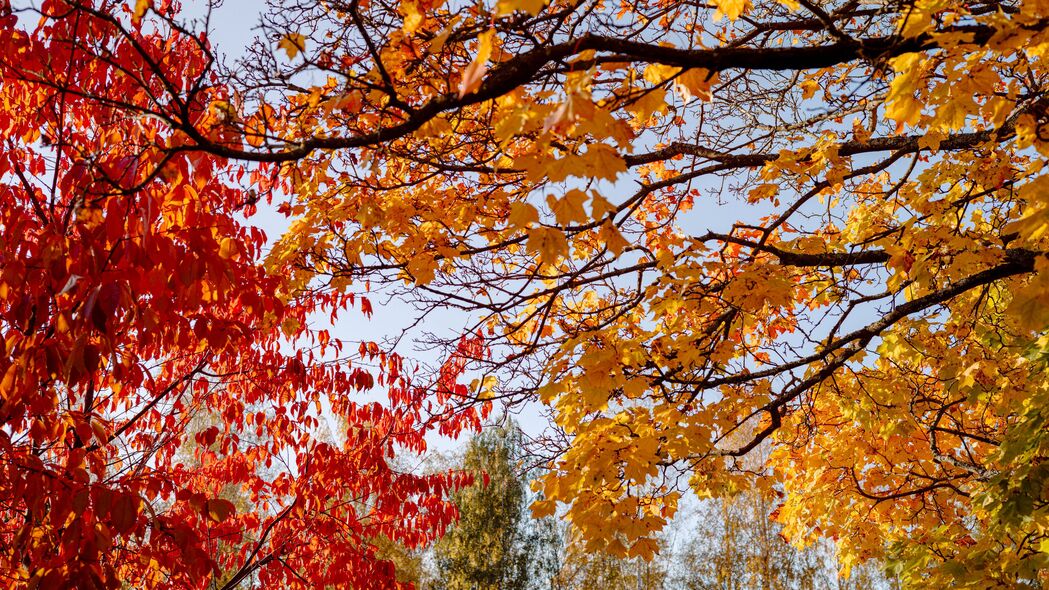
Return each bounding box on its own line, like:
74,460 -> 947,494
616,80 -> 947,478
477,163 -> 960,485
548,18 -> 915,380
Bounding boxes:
0,2 -> 485,588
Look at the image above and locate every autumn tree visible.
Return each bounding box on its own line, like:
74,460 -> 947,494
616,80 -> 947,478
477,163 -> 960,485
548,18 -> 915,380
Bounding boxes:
551,526 -> 667,590
26,0 -> 1049,586
670,488 -> 898,590
0,2 -> 486,588
431,424 -> 560,590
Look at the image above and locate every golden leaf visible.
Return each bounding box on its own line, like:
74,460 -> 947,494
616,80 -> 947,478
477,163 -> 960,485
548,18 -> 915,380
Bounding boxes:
590,193 -> 617,219
401,2 -> 424,35
527,226 -> 569,263
711,0 -> 752,21
496,0 -> 547,16
458,29 -> 495,99
675,69 -> 717,101
598,220 -> 629,255
547,189 -> 589,226
132,0 -> 152,24
508,202 -> 539,229
278,33 -> 307,60
800,79 -> 820,100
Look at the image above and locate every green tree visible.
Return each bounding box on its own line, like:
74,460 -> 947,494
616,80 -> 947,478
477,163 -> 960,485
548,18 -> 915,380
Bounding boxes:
432,425 -> 560,590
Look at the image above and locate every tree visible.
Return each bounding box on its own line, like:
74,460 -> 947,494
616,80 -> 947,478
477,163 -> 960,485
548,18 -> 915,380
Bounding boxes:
13,0 -> 1049,586
0,2 -> 485,588
551,526 -> 667,590
431,425 -> 560,590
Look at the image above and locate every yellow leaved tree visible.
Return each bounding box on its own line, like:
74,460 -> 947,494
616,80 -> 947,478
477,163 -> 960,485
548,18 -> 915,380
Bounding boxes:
109,0 -> 1049,585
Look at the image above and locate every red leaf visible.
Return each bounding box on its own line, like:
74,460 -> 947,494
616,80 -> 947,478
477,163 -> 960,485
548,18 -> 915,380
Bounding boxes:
205,498 -> 236,523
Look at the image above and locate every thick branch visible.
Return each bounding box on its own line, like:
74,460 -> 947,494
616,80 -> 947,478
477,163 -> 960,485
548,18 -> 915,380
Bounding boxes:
180,26 -> 1005,163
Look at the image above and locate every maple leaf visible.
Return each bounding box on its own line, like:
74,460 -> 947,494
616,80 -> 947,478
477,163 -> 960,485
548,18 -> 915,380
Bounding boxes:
407,253 -> 438,284
508,202 -> 539,229
278,32 -> 306,59
590,193 -> 617,219
800,79 -> 820,100
401,1 -> 425,35
598,220 -> 629,255
527,226 -> 569,263
496,0 -> 547,16
711,0 -> 752,21
547,189 -> 588,226
675,68 -> 718,101
458,29 -> 495,99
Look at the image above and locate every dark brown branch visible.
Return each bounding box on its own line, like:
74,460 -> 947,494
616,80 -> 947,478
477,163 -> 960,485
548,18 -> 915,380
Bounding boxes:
177,25 -> 1007,163
719,248 -> 1039,456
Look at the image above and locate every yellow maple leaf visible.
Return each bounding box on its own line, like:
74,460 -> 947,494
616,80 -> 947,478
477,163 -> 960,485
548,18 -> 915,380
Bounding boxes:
675,69 -> 717,101
627,536 -> 660,560
495,0 -> 547,16
627,87 -> 667,125
401,2 -> 425,35
917,129 -> 947,151
458,29 -> 495,99
278,33 -> 307,60
590,193 -> 617,219
508,202 -> 539,229
800,79 -> 820,100
406,255 -> 438,284
885,54 -> 925,129
642,64 -> 680,86
530,498 -> 557,518
527,226 -> 569,263
711,0 -> 752,21
582,143 -> 627,181
547,189 -> 589,226
598,220 -> 629,255
747,183 -> 779,203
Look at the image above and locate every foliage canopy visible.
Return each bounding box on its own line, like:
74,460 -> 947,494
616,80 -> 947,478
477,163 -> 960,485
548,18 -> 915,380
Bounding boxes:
3,0 -> 1049,587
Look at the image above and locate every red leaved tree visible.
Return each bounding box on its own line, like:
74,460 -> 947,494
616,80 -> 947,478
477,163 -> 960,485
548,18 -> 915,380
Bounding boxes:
0,1 -> 484,588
